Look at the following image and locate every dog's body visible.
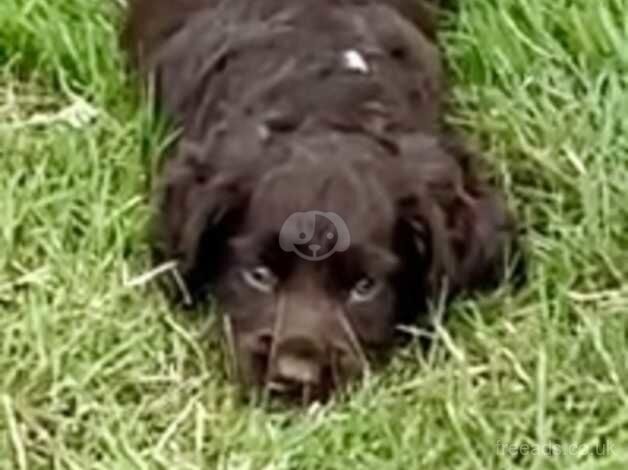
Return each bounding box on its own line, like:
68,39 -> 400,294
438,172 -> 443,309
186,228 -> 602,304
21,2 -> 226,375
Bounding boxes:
124,0 -> 520,402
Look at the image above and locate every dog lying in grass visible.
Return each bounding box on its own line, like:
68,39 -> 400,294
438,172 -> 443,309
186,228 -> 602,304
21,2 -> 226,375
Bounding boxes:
123,0 -> 521,403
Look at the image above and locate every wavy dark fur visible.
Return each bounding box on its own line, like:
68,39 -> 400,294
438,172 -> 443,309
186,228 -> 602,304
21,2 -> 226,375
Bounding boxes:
122,0 -> 523,400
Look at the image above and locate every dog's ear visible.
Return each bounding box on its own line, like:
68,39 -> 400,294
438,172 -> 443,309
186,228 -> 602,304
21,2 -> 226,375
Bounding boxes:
388,134 -> 521,300
153,142 -> 251,301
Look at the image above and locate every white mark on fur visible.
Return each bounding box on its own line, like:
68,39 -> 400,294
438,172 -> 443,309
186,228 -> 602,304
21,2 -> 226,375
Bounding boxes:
342,49 -> 369,74
257,124 -> 271,142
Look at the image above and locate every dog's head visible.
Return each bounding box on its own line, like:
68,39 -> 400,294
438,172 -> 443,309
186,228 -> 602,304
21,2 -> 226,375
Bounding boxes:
155,133 -> 520,402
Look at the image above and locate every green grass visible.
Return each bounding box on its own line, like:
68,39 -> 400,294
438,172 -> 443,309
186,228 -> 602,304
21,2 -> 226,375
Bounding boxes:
1,0 -> 627,468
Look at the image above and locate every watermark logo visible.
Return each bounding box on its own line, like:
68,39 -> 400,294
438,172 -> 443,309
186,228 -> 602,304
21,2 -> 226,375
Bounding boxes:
496,440 -> 614,458
279,211 -> 350,261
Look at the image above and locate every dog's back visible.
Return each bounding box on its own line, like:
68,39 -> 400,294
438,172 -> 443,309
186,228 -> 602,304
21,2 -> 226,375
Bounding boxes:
123,0 -> 444,148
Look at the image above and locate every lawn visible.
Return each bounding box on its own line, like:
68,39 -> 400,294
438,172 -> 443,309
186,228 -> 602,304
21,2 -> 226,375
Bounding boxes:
1,0 -> 627,468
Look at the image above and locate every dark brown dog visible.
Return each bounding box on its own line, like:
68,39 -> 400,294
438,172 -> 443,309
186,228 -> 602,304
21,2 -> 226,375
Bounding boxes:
123,0 -> 521,402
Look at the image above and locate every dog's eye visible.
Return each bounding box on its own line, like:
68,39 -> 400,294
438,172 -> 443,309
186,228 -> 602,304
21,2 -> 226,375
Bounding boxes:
242,266 -> 277,293
349,276 -> 382,303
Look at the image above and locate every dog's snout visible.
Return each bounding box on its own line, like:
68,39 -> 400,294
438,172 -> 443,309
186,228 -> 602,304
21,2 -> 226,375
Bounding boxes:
271,336 -> 323,386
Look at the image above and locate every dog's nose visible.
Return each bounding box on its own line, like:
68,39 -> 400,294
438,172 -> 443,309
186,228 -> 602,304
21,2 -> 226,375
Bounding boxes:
270,336 -> 323,388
